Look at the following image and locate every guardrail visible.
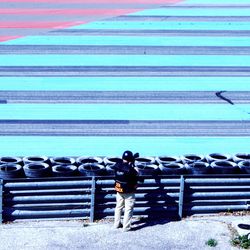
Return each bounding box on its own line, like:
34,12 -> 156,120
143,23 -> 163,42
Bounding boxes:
1,175 -> 250,223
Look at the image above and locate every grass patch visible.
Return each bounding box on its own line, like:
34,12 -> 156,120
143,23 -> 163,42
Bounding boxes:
206,238 -> 218,247
232,234 -> 250,249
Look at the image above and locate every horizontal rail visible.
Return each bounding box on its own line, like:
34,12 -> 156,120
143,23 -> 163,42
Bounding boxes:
3,175 -> 250,221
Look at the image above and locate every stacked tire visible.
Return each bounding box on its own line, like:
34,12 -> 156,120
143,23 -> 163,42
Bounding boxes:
23,156 -> 51,178
51,157 -> 77,177
77,157 -> 105,176
0,157 -> 24,179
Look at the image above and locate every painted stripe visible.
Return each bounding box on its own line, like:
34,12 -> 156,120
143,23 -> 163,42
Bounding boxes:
0,21 -> 84,29
0,136 -> 249,156
0,55 -> 248,67
0,104 -> 248,120
3,36 -> 250,46
0,0 -> 182,3
0,77 -> 250,91
128,8 -> 250,16
184,0 -> 250,4
0,8 -> 141,15
71,21 -> 250,30
0,36 -> 20,42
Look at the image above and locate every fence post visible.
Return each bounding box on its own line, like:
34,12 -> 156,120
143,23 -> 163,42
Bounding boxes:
0,179 -> 2,224
90,177 -> 96,223
178,175 -> 185,219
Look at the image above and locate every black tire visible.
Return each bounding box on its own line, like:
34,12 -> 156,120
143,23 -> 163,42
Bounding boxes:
238,161 -> 250,174
206,153 -> 231,163
136,163 -> 159,176
0,164 -> 24,179
185,162 -> 211,175
23,156 -> 50,165
105,165 -> 116,176
78,163 -> 105,176
103,156 -> 122,167
155,156 -> 180,165
76,156 -> 103,166
52,164 -> 78,177
23,162 -> 51,178
159,163 -> 185,175
181,154 -> 205,164
233,153 -> 250,163
210,160 -> 238,174
134,157 -> 155,166
0,156 -> 23,166
50,157 -> 76,166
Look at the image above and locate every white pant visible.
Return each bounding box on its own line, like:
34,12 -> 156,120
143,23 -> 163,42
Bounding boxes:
114,192 -> 135,230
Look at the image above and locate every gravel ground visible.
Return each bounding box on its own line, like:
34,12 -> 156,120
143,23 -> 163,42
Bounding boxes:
1,215 -> 249,250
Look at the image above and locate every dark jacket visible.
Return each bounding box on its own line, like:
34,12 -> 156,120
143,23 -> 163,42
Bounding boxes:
114,161 -> 138,193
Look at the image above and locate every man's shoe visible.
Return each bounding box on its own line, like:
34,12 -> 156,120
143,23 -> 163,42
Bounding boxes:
113,223 -> 123,229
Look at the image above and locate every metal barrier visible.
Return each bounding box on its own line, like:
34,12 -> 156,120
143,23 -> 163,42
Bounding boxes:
0,180 -> 2,223
1,175 -> 250,223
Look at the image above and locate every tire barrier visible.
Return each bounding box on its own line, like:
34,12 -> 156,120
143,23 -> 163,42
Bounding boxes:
23,156 -> 50,165
78,163 -> 106,176
1,153 -> 250,178
0,157 -> 23,166
134,157 -> 155,166
103,157 -> 122,167
76,156 -> 103,166
135,163 -> 159,176
185,162 -> 211,175
181,154 -> 205,164
155,156 -> 181,165
52,164 -> 78,177
105,165 -> 116,176
0,164 -> 24,179
210,160 -> 239,174
23,163 -> 51,178
233,153 -> 250,163
238,161 -> 250,174
50,157 -> 76,166
159,163 -> 185,175
206,153 -> 232,163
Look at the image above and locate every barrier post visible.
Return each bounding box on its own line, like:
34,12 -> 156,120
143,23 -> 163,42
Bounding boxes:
0,179 -> 2,223
90,177 -> 96,223
178,175 -> 185,219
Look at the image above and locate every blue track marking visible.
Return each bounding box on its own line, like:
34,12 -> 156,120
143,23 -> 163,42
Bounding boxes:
0,55 -> 249,66
0,136 -> 250,156
129,8 -> 250,16
0,104 -> 248,120
70,21 -> 250,30
3,36 -> 250,46
1,77 -> 250,91
184,0 -> 250,4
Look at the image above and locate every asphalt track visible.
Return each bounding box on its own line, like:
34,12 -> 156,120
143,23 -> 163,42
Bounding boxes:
1,0 -> 250,156
0,91 -> 249,104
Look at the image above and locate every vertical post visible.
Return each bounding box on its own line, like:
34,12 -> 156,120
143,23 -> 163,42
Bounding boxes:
178,175 -> 185,220
0,179 -> 2,224
90,177 -> 96,223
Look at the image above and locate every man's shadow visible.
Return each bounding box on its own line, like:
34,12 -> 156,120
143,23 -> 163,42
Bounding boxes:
131,176 -> 181,231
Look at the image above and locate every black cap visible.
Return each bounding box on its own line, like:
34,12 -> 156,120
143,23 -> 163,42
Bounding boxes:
122,150 -> 134,162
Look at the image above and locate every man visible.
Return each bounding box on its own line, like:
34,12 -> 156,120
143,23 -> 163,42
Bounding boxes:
113,150 -> 139,232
